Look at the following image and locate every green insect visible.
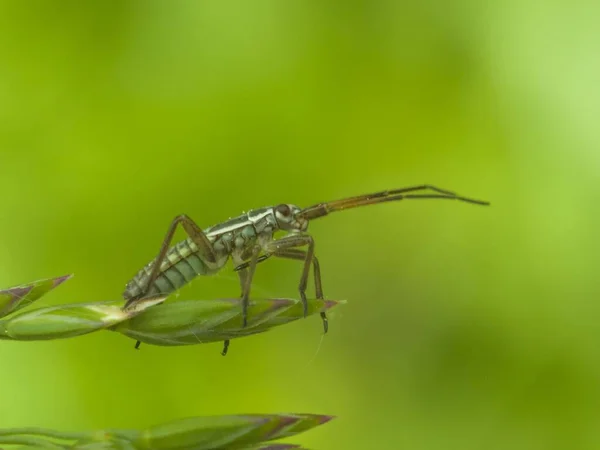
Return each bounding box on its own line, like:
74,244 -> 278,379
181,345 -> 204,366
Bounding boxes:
123,185 -> 490,354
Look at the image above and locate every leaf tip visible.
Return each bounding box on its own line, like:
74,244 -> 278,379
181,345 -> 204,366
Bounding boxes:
323,299 -> 345,310
53,274 -> 74,288
262,445 -> 302,449
316,414 -> 336,425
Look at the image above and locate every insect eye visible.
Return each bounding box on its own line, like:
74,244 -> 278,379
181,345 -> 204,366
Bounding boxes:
275,204 -> 291,217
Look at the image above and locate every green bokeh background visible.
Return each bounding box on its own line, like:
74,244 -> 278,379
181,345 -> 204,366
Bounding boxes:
1,1 -> 599,449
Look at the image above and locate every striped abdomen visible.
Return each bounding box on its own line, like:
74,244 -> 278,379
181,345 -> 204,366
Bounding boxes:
123,237 -> 226,301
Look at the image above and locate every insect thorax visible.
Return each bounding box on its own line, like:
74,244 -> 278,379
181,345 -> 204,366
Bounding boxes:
207,208 -> 278,266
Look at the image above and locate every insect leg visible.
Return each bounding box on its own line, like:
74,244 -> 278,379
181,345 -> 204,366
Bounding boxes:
125,214 -> 217,310
125,214 -> 217,349
221,339 -> 230,356
220,266 -> 251,356
261,234 -> 315,321
271,248 -> 328,334
233,253 -> 274,273
240,245 -> 262,328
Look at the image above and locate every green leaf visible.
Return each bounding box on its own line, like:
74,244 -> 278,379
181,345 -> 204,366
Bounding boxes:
113,297 -> 344,346
242,445 -> 303,449
0,274 -> 72,318
0,294 -> 343,349
0,298 -> 165,341
135,413 -> 335,449
0,414 -> 333,449
260,414 -> 335,442
71,437 -> 138,449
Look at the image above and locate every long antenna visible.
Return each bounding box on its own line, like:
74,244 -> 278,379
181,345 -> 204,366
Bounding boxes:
297,184 -> 490,220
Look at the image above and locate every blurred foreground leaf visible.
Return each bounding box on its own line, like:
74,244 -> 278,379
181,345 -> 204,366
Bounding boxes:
0,413 -> 334,449
0,274 -> 72,318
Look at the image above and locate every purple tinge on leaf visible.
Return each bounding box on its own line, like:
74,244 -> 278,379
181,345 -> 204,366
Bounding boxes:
4,286 -> 33,300
256,413 -> 336,445
51,274 -> 72,288
0,274 -> 73,318
324,300 -> 340,310
269,298 -> 296,309
315,415 -> 335,426
257,445 -> 302,449
263,415 -> 299,441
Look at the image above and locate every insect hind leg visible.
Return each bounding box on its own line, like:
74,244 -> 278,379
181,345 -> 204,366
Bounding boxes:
124,214 -> 217,350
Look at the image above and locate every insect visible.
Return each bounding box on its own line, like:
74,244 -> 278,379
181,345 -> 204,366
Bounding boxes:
122,184 -> 489,354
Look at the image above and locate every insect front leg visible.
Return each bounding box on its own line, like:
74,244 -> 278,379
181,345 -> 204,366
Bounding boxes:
234,235 -> 326,331
239,245 -> 262,328
264,234 -> 324,326
269,248 -> 327,334
125,214 -> 218,349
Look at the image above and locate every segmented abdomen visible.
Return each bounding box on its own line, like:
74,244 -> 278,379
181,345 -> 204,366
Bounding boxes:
123,238 -> 221,301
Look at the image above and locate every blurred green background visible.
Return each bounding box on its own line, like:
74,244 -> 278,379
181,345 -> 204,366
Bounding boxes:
1,1 -> 599,449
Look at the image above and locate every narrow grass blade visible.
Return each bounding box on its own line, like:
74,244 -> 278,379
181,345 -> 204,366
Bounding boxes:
0,427 -> 139,449
70,438 -> 138,449
243,445 -> 304,449
260,414 -> 336,442
113,297 -> 344,346
227,414 -> 335,448
0,414 -> 333,449
0,297 -> 165,341
0,295 -> 343,347
135,413 -> 335,449
0,274 -> 72,318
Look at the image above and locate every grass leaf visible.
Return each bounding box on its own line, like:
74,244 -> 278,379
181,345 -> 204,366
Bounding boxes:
0,414 -> 334,449
114,297 -> 343,346
0,275 -> 72,318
